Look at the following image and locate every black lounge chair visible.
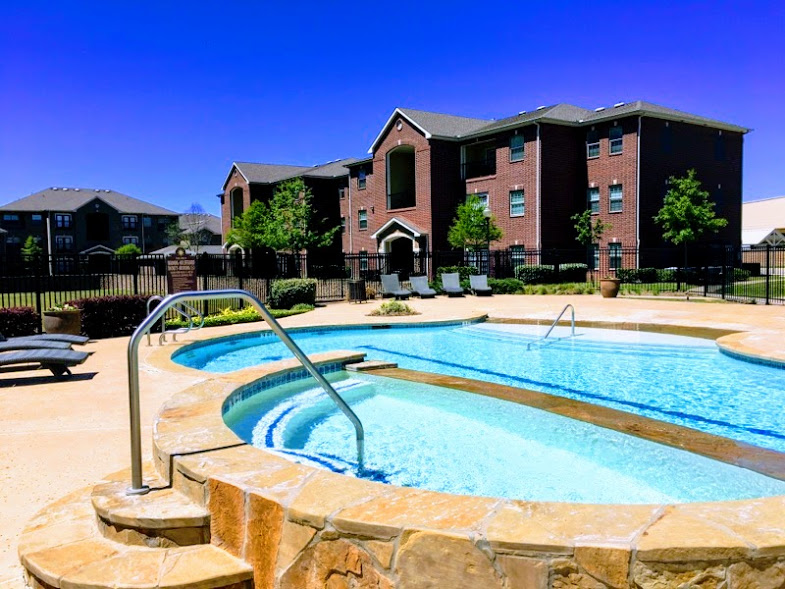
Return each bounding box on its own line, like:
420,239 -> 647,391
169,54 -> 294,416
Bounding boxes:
380,274 -> 412,300
0,332 -> 89,345
469,275 -> 493,296
410,276 -> 436,299
0,348 -> 89,377
440,273 -> 464,297
0,339 -> 74,353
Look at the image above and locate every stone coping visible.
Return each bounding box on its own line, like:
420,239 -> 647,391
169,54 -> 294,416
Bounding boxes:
146,349 -> 785,587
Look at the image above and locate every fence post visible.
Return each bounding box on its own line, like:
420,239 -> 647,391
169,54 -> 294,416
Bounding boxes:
34,256 -> 44,334
721,251 -> 727,300
703,265 -> 708,297
766,245 -> 771,305
133,256 -> 139,296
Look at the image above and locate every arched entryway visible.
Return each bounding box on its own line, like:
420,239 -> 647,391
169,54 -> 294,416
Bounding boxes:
387,237 -> 414,279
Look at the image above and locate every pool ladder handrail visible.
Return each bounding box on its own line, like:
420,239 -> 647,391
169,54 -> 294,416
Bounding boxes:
127,289 -> 365,495
145,296 -> 205,346
527,304 -> 575,350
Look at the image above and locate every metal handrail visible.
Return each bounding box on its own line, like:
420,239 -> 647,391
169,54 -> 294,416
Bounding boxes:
126,289 -> 365,495
527,304 -> 575,350
158,304 -> 196,345
145,296 -> 164,346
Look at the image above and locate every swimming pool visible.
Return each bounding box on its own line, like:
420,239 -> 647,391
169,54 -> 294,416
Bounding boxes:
174,321 -> 785,452
222,370 -> 785,503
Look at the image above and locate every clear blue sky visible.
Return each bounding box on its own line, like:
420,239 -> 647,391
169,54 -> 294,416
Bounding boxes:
1,1 -> 783,216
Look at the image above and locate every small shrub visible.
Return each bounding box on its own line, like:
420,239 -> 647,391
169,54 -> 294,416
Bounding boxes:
514,265 -> 555,284
369,301 -> 420,316
67,295 -> 150,338
731,268 -> 751,282
487,278 -> 524,294
115,243 -> 142,256
269,278 -> 317,309
166,304 -> 312,329
616,268 -> 659,283
436,265 -> 479,281
557,263 -> 588,282
657,269 -> 676,282
0,306 -> 40,337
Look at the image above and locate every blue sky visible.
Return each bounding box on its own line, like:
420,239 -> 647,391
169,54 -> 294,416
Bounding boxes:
1,1 -> 783,216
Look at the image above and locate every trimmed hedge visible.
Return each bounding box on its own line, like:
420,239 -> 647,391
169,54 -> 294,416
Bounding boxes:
269,278 -> 317,310
166,305 -> 313,329
487,278 -> 525,294
514,265 -> 555,284
557,263 -> 588,283
616,268 -> 659,283
0,306 -> 40,337
68,295 -> 150,339
435,265 -> 480,281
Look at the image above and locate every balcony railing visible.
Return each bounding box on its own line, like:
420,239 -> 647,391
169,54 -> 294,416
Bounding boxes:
387,189 -> 416,210
462,159 -> 496,179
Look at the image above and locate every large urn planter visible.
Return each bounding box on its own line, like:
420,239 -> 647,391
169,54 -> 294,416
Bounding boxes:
600,277 -> 621,298
43,309 -> 82,335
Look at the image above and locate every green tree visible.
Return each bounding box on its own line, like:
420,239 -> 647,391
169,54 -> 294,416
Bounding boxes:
227,178 -> 338,253
115,243 -> 142,256
447,195 -> 503,250
21,235 -> 43,262
570,210 -> 610,246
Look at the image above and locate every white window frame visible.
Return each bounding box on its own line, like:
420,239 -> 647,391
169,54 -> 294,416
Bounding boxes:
592,244 -> 600,270
55,235 -> 73,251
609,242 -> 622,270
609,126 -> 623,154
358,169 -> 367,190
467,192 -> 489,210
509,190 -> 525,217
586,131 -> 600,159
609,184 -> 623,213
588,187 -> 600,214
55,213 -> 72,229
509,135 -> 524,162
122,235 -> 139,245
122,215 -> 138,230
358,210 -> 368,230
340,216 -> 346,233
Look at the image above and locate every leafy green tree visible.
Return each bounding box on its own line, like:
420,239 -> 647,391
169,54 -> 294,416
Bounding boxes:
165,220 -> 185,247
21,235 -> 43,261
115,243 -> 142,256
570,210 -> 610,246
227,178 -> 338,253
447,195 -> 503,250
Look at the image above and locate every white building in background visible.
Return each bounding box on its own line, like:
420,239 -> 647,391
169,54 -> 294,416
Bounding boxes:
742,196 -> 785,247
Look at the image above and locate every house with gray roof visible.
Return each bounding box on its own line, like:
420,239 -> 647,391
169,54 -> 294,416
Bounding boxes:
0,187 -> 179,257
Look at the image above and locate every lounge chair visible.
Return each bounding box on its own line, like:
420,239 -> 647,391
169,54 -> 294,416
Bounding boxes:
469,275 -> 493,296
0,348 -> 89,377
440,273 -> 464,297
0,339 -> 74,353
380,274 -> 412,300
0,332 -> 89,345
410,276 -> 436,299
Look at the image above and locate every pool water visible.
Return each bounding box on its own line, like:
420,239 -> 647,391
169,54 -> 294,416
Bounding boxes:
175,322 -> 785,453
223,371 -> 785,503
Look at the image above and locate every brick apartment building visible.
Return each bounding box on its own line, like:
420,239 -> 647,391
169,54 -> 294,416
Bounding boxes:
222,100 -> 746,269
0,187 -> 179,257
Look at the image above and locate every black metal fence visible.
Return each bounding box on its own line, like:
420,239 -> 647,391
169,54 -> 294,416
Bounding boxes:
1,246 -> 784,318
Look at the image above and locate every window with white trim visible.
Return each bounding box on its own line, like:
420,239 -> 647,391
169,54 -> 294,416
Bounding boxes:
592,244 -> 600,270
55,235 -> 73,252
609,184 -> 623,212
31,214 -> 43,225
359,251 -> 368,272
588,187 -> 600,214
509,135 -> 524,162
122,236 -> 139,245
340,216 -> 346,233
609,242 -> 622,270
358,210 -> 368,230
122,215 -> 138,230
467,192 -> 489,209
509,190 -> 524,217
609,125 -> 623,154
586,130 -> 600,158
358,169 -> 367,190
55,213 -> 72,228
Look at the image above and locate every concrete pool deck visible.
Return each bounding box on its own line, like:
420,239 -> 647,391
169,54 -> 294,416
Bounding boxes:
2,293 -> 785,585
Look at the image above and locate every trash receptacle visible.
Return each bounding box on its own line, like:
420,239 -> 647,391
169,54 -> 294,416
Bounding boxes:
348,279 -> 366,303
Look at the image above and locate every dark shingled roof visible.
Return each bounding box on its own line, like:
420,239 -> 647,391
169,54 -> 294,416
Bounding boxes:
397,108 -> 490,138
0,187 -> 178,215
179,213 -> 222,235
230,158 -> 357,187
302,158 -> 360,178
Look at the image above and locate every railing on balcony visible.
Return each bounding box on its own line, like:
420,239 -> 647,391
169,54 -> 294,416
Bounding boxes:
387,189 -> 416,210
462,159 -> 496,179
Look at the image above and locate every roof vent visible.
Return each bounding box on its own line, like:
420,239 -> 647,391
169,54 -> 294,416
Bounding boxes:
518,111 -> 526,115
536,105 -> 547,110
62,187 -> 69,191
52,187 -> 59,191
74,188 -> 80,191
614,102 -> 625,108
594,107 -> 606,112
104,189 -> 110,193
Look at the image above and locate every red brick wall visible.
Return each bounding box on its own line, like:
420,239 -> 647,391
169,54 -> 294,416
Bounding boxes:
639,118 -> 743,248
429,139 -> 463,251
221,167 -> 251,239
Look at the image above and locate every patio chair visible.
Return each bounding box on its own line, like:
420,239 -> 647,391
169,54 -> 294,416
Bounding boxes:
469,275 -> 493,296
380,274 -> 412,300
0,348 -> 90,377
441,273 -> 464,297
0,339 -> 74,353
410,276 -> 436,299
0,332 -> 90,345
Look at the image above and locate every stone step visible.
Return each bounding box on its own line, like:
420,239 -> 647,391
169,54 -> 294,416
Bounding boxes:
345,360 -> 398,372
19,485 -> 252,589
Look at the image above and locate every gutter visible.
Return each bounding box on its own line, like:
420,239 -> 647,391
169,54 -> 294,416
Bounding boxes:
636,116 -> 641,258
535,122 -> 542,250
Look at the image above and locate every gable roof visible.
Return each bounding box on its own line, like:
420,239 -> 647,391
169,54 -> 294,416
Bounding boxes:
369,108 -> 490,152
0,187 -> 178,215
224,158 -> 358,190
179,213 -> 222,235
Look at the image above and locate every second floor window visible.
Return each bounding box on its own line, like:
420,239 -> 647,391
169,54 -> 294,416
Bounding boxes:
55,213 -> 72,229
509,190 -> 524,217
339,188 -> 347,200
358,169 -> 367,190
588,187 -> 600,214
340,216 -> 346,233
609,185 -> 623,212
122,215 -> 138,230
609,126 -> 623,154
143,216 -> 152,228
509,135 -> 524,162
587,130 -> 600,158
358,210 -> 368,230
122,236 -> 139,245
468,192 -> 489,210
55,235 -> 73,252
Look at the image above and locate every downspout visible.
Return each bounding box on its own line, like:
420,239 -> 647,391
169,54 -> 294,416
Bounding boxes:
347,175 -> 353,253
535,123 -> 542,257
636,116 -> 642,268
46,211 -> 52,275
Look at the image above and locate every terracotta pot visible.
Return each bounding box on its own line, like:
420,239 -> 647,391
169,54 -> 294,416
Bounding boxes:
43,310 -> 82,335
600,278 -> 621,298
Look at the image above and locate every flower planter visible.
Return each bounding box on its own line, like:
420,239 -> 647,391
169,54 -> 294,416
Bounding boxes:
600,278 -> 621,298
43,310 -> 82,335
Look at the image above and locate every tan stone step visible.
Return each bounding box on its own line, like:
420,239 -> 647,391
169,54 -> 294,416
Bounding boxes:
345,360 -> 398,371
19,485 -> 252,589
